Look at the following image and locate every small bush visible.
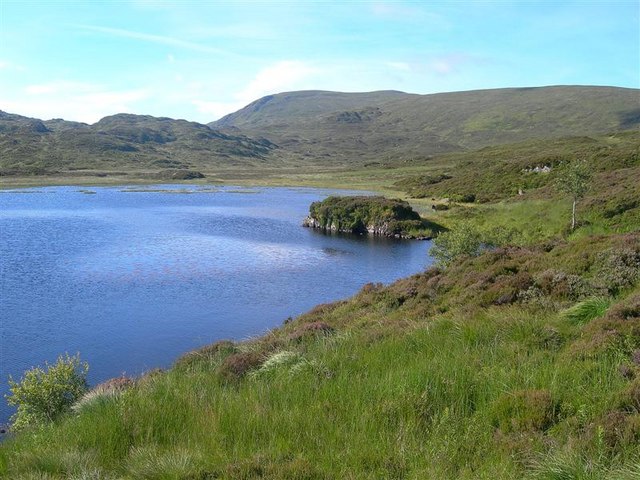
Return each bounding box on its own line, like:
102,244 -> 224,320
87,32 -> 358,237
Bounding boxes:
596,248 -> 640,295
449,193 -> 476,203
598,410 -> 640,449
217,351 -> 264,382
6,353 -> 89,431
288,321 -> 335,342
533,269 -> 596,300
618,378 -> 640,413
430,222 -> 483,267
489,389 -> 558,433
174,340 -> 237,371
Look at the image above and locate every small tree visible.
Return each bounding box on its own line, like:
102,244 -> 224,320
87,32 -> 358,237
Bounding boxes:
6,353 -> 88,431
430,222 -> 483,268
555,160 -> 591,231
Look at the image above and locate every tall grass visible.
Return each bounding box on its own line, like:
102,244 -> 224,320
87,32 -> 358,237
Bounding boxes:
2,294 -> 638,478
562,297 -> 611,325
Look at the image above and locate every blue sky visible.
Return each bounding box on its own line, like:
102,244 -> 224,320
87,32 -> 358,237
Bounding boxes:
0,1 -> 638,123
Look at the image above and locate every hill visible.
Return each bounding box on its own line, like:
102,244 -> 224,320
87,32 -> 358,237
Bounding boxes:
211,86 -> 640,164
1,85 -> 638,185
0,111 -> 278,178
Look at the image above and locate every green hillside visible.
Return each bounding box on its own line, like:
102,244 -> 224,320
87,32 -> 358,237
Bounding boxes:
0,111 -> 279,178
1,86 -> 638,186
211,86 -> 640,163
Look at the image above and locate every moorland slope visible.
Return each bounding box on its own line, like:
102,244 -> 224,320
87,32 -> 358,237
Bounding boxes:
1,85 -> 638,184
211,86 -> 640,163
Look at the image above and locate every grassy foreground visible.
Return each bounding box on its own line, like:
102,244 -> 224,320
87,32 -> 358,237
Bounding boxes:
1,133 -> 639,479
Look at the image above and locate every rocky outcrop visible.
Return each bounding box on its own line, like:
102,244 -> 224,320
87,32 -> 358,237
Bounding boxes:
303,215 -> 407,237
302,196 -> 441,239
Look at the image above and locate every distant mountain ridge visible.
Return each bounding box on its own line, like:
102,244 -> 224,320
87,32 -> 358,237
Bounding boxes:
1,85 -> 638,176
0,111 -> 278,175
210,86 -> 640,163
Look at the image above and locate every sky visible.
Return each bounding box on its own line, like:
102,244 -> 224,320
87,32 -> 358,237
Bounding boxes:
0,0 -> 638,124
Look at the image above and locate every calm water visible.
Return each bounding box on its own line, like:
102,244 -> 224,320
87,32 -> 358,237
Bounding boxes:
0,185 -> 432,424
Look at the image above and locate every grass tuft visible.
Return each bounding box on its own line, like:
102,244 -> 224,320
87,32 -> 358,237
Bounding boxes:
562,297 -> 611,325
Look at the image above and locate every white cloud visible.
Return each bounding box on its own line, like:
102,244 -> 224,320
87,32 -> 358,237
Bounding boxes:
193,60 -> 319,120
0,60 -> 25,71
427,53 -> 476,75
236,61 -> 318,102
25,81 -> 95,95
386,62 -> 411,72
3,82 -> 150,123
74,24 -> 236,56
192,100 -> 246,120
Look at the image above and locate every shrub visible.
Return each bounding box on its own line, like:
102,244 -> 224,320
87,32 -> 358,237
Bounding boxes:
216,351 -> 264,382
596,248 -> 640,295
489,389 -> 558,433
449,193 -> 476,203
288,321 -> 335,342
430,222 -> 483,267
598,411 -> 640,449
6,353 -> 89,431
533,269 -> 596,300
174,340 -> 237,371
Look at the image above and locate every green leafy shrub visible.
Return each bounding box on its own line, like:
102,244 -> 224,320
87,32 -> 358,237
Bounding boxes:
6,353 -> 88,432
449,193 -> 476,203
554,159 -> 592,231
430,222 -> 483,267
